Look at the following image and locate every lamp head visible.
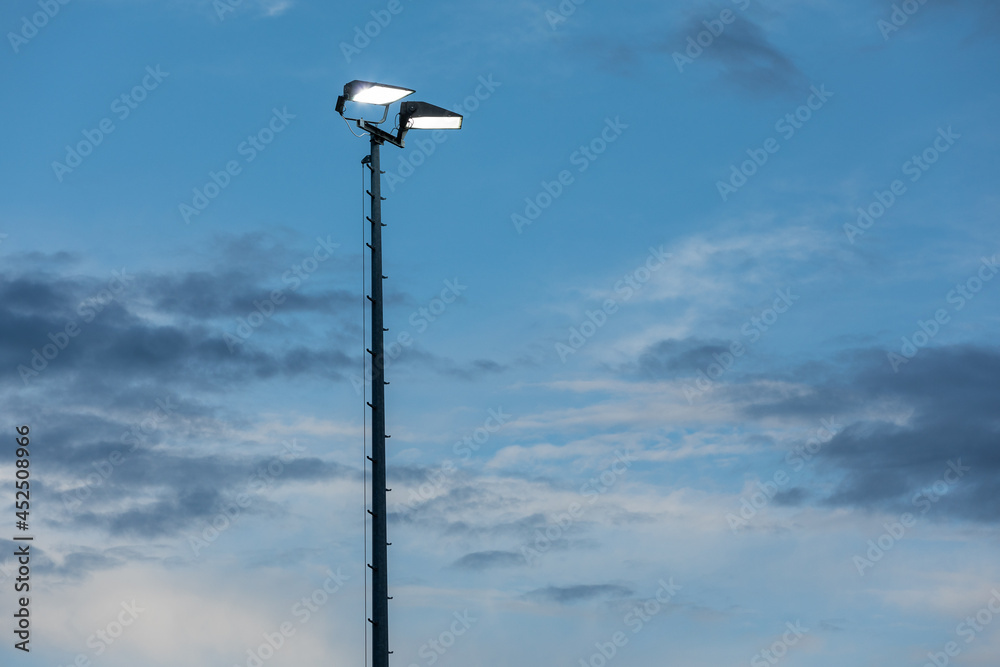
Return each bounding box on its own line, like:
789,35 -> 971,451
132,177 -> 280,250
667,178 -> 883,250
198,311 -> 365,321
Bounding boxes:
399,101 -> 463,130
336,80 -> 416,125
342,80 -> 415,106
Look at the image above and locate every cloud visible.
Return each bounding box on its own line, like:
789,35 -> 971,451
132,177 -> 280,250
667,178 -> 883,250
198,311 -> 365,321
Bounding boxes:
558,5 -> 809,95
451,550 -> 524,570
819,618 -> 848,632
0,233 -> 378,570
772,487 -> 809,506
260,0 -> 293,17
201,0 -> 295,20
692,15 -> 808,95
523,584 -> 633,605
34,404 -> 359,541
0,247 -> 356,390
388,347 -> 511,381
742,345 -> 1000,522
632,338 -> 732,379
142,271 -> 353,320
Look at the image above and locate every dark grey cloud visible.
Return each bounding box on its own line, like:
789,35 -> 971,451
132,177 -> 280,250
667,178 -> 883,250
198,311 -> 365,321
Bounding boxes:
25,403 -> 359,540
451,550 -> 523,570
389,484 -> 551,541
0,274 -> 78,314
443,358 -> 508,380
772,487 -> 809,506
819,618 -> 848,632
524,584 -> 632,605
75,487 -> 225,538
690,15 -> 808,95
387,347 -> 511,382
143,271 -> 354,320
742,345 -> 1000,522
632,338 -> 731,379
0,540 -> 149,582
0,258 -> 355,390
562,6 -> 808,95
5,307 -> 352,388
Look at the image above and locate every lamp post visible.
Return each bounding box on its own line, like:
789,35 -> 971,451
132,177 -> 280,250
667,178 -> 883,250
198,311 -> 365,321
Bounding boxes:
336,80 -> 462,667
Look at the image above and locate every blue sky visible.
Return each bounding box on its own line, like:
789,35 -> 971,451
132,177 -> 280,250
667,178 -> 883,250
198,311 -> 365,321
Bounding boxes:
1,0 -> 999,665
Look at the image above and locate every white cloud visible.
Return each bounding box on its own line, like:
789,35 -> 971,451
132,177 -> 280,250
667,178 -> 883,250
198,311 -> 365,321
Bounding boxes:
260,0 -> 293,17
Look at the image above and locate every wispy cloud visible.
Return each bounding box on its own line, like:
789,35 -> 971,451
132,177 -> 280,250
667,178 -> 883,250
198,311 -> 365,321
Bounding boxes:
260,0 -> 293,18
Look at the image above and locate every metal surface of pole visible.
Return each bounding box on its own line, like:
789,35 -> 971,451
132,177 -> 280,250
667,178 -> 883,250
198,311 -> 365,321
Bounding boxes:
368,134 -> 390,667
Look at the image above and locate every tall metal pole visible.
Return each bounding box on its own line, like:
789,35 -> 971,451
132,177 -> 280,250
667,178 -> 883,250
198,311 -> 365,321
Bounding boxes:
367,134 -> 390,667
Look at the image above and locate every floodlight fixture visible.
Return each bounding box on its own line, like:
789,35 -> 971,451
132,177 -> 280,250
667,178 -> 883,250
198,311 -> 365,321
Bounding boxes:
400,101 -> 463,130
336,81 -> 415,125
344,80 -> 414,105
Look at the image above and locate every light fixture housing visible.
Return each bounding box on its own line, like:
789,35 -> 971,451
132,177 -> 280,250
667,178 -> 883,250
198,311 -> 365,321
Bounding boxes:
337,82 -> 462,148
343,80 -> 415,106
400,101 -> 463,130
